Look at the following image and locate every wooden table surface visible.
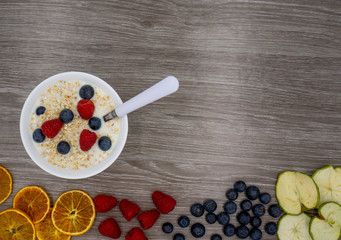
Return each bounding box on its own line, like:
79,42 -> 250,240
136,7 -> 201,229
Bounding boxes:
1,1 -> 340,239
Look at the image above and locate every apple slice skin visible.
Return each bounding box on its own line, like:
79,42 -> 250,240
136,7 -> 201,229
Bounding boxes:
312,165 -> 341,206
309,202 -> 341,240
277,213 -> 312,240
276,171 -> 319,215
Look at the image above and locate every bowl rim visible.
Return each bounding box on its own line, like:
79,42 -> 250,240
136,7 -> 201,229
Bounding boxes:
20,71 -> 128,179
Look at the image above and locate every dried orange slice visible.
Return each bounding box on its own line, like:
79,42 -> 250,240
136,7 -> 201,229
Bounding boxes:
0,208 -> 36,240
0,165 -> 12,205
52,190 -> 96,236
35,209 -> 71,240
13,186 -> 50,223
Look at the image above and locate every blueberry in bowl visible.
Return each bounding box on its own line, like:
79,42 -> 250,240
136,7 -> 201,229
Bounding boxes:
59,109 -> 74,123
88,117 -> 102,130
79,84 -> 94,99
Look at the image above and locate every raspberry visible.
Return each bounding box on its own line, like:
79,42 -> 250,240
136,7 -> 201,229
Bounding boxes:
98,218 -> 121,239
125,227 -> 147,240
94,194 -> 118,213
152,191 -> 176,214
137,210 -> 160,230
41,119 -> 63,138
79,129 -> 97,151
119,199 -> 141,221
77,99 -> 95,120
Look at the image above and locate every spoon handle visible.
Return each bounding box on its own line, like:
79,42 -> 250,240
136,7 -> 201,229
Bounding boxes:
114,76 -> 179,118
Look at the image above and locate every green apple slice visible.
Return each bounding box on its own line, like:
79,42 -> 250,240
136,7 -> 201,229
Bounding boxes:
309,202 -> 341,240
277,213 -> 312,240
276,171 -> 319,215
312,165 -> 341,206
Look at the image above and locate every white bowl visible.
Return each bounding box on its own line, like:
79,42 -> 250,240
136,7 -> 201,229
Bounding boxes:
20,72 -> 128,179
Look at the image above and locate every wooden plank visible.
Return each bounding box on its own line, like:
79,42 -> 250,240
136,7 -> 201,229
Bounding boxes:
0,0 -> 340,239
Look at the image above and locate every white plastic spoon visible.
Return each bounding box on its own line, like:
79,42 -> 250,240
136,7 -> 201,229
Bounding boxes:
103,76 -> 179,121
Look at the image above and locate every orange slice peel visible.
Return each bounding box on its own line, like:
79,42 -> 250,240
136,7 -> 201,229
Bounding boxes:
0,208 -> 36,240
35,209 -> 71,240
52,189 -> 96,236
13,185 -> 50,224
0,165 -> 12,205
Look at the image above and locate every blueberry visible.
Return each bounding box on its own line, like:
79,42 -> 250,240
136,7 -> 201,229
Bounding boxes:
234,181 -> 246,192
224,201 -> 237,214
162,222 -> 173,234
203,199 -> 217,213
205,213 -> 217,224
268,204 -> 283,218
236,225 -> 249,239
59,109 -> 74,123
173,233 -> 185,240
191,223 -> 205,238
259,193 -> 271,204
245,186 -> 260,200
57,141 -> 70,155
35,106 -> 46,116
253,204 -> 265,217
226,189 -> 238,200
178,215 -> 190,228
237,211 -> 251,225
223,224 -> 236,237
265,222 -> 278,235
79,85 -> 94,99
217,212 -> 230,225
210,234 -> 222,240
88,117 -> 102,130
250,216 -> 262,228
33,129 -> 45,143
250,228 -> 262,240
191,203 -> 204,217
240,199 -> 252,211
98,136 -> 112,151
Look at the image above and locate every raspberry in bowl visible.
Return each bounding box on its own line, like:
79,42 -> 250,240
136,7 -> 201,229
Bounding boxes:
20,72 -> 128,179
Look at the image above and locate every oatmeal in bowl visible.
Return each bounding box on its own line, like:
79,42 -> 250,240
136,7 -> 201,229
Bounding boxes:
20,72 -> 128,179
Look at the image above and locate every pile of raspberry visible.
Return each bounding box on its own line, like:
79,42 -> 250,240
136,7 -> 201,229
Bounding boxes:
95,191 -> 176,239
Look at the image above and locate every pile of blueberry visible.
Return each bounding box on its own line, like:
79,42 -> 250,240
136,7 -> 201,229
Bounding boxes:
162,181 -> 282,240
32,85 -> 112,154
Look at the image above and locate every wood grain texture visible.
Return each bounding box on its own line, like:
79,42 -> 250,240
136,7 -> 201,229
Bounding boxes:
0,0 -> 341,239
